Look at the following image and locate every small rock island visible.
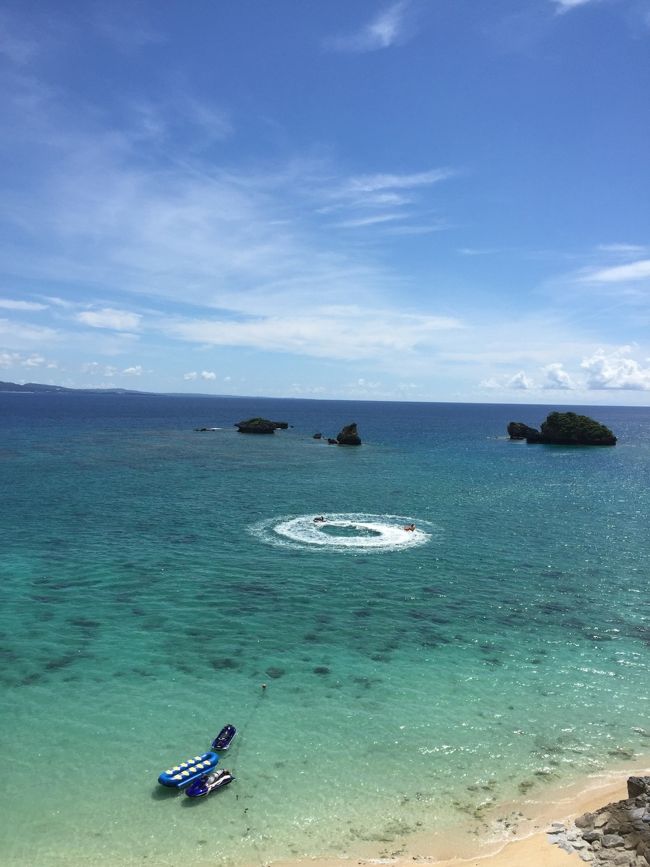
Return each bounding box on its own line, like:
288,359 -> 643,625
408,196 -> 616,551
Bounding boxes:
336,422 -> 362,446
508,411 -> 616,446
235,417 -> 288,434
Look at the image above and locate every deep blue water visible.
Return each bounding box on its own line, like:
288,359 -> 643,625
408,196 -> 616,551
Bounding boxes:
1,394 -> 649,866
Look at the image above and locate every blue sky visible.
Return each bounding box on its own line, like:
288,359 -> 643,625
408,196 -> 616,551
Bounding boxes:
0,0 -> 649,403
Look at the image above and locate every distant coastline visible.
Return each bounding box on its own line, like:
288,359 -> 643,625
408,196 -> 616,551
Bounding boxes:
0,380 -> 149,395
2,380 -> 649,409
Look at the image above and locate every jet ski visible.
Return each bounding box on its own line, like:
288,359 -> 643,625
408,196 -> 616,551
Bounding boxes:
185,768 -> 235,798
211,724 -> 237,751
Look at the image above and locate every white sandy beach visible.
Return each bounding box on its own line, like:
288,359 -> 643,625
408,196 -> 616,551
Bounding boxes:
271,766 -> 649,867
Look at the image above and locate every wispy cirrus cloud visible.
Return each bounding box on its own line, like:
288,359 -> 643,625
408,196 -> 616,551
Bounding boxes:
0,318 -> 60,346
579,259 -> 650,284
76,309 -> 142,331
325,1 -> 413,53
0,298 -> 48,311
551,0 -> 599,14
334,212 -> 406,229
0,12 -> 38,65
340,168 -> 455,197
91,5 -> 166,53
596,243 -> 649,256
324,168 -> 455,231
163,306 -> 463,363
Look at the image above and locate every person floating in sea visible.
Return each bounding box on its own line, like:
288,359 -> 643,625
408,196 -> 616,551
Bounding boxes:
403,523 -> 416,532
313,516 -> 326,523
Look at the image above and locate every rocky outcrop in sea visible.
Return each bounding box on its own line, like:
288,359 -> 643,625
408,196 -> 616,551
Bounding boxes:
235,418 -> 288,434
507,421 -> 539,440
336,422 -> 361,446
508,412 -> 617,446
547,776 -> 650,865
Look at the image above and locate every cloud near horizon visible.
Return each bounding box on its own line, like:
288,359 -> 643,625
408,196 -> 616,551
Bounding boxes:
184,370 -> 217,381
542,362 -> 574,389
481,348 -> 650,393
581,347 -> 650,390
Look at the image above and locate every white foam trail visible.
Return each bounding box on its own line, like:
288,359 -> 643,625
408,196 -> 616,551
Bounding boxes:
249,513 -> 433,552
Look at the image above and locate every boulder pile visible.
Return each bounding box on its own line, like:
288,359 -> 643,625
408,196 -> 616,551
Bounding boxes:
547,776 -> 650,865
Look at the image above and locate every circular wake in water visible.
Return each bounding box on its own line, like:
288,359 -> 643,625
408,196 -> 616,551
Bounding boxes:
250,513 -> 433,552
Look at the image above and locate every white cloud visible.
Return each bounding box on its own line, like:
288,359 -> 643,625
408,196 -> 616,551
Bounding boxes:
342,169 -> 454,195
324,168 -> 455,235
77,308 -> 142,331
355,377 -> 381,390
23,353 -> 45,368
326,1 -> 412,52
580,259 -> 650,283
0,349 -> 57,369
92,6 -> 166,53
0,76 -> 461,359
596,243 -> 648,256
82,361 -> 119,377
163,307 -> 463,362
508,370 -> 533,390
0,351 -> 21,368
481,370 -> 534,390
542,362 -> 574,389
0,13 -> 38,65
0,318 -> 60,346
581,347 -> 650,390
552,0 -> 598,13
335,212 -> 405,229
183,369 -> 217,383
123,365 -> 143,376
128,96 -> 232,150
0,298 -> 48,311
383,222 -> 448,236
457,247 -> 501,256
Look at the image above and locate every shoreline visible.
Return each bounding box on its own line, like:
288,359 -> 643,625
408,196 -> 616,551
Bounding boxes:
270,765 -> 650,867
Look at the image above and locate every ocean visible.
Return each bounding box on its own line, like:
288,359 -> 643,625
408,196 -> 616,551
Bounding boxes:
1,393 -> 649,866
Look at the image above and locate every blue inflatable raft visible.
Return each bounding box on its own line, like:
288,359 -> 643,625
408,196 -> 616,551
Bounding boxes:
158,751 -> 219,788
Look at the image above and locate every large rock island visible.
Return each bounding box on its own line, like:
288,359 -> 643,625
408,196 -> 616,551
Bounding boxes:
235,417 -> 288,434
508,412 -> 616,446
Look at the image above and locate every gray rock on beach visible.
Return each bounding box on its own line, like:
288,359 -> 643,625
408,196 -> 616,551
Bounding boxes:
546,776 -> 650,866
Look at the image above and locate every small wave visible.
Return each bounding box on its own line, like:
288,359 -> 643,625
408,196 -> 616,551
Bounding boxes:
249,512 -> 433,552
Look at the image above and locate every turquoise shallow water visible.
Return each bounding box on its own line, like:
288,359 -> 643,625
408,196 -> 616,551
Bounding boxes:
1,394 -> 649,866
